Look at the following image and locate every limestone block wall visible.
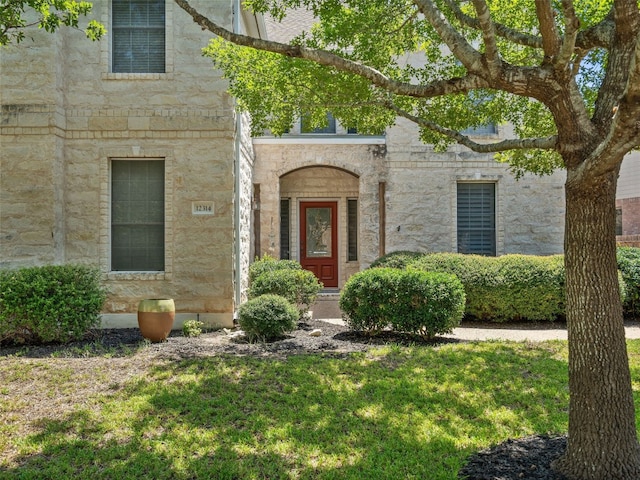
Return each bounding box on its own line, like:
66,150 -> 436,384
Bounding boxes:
0,18 -> 67,268
0,106 -> 66,267
0,0 -> 239,328
235,111 -> 255,304
384,119 -> 565,256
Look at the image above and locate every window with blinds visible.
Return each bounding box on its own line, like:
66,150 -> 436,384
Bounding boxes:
457,183 -> 496,256
112,0 -> 166,73
280,198 -> 290,259
111,160 -> 165,271
347,199 -> 358,261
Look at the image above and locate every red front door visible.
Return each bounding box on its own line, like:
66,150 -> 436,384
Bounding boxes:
300,201 -> 338,288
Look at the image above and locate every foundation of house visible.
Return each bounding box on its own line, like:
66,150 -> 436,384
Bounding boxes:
99,313 -> 234,331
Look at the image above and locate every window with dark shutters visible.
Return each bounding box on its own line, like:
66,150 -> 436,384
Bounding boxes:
280,199 -> 290,259
347,199 -> 358,261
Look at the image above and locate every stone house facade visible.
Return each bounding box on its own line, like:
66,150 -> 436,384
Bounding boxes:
252,118 -> 567,291
1,0 -> 257,328
1,0 -> 566,328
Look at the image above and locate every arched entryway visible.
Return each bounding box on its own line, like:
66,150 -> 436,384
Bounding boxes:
279,166 -> 360,288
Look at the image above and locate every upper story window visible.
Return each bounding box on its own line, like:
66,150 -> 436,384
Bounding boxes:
462,123 -> 497,136
112,0 -> 166,73
301,113 -> 337,134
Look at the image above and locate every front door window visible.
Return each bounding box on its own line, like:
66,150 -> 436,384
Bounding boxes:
306,207 -> 332,257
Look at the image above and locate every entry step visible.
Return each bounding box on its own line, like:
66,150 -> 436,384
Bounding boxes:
311,292 -> 342,320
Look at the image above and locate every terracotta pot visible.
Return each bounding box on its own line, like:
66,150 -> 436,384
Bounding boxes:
137,298 -> 175,342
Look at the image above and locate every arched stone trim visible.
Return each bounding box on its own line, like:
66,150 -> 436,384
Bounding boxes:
276,161 -> 363,179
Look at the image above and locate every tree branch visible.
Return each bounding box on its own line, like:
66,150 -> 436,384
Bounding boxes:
556,0 -> 580,69
535,0 -> 562,60
575,10 -> 614,51
442,0 -> 543,49
412,0 -> 485,74
471,0 -> 501,72
443,0 -> 611,53
591,1 -> 640,131
387,102 -> 557,153
579,37 -> 640,181
175,0 -> 492,98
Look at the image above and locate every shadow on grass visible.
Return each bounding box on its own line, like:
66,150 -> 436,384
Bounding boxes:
1,342 -> 570,479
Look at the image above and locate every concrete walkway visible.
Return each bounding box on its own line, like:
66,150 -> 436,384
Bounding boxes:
319,318 -> 640,342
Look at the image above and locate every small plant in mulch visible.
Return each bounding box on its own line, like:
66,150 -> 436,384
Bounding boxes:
182,319 -> 204,338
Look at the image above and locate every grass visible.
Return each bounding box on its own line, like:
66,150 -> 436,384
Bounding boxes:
1,340 -> 640,479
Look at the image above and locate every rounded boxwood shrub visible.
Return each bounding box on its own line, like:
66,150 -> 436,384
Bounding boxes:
248,254 -> 302,284
617,247 -> 640,318
408,253 -> 566,322
237,294 -> 299,341
249,268 -> 322,318
369,250 -> 427,270
0,264 -> 107,344
339,268 -> 465,338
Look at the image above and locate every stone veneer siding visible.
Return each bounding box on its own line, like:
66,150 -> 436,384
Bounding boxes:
0,1 -> 239,328
235,111 -> 255,305
384,119 -> 566,256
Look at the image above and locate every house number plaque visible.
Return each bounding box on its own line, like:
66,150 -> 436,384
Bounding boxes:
192,201 -> 214,215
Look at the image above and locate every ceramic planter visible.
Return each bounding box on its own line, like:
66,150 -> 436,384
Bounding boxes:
137,298 -> 175,342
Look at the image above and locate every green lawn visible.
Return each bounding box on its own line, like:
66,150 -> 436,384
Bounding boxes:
2,340 -> 640,479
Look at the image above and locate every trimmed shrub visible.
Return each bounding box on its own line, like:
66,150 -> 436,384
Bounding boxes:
408,253 -> 565,322
238,294 -> 299,341
618,247 -> 640,318
339,268 -> 466,338
249,268 -> 322,318
248,254 -> 302,284
369,250 -> 427,270
0,264 -> 107,344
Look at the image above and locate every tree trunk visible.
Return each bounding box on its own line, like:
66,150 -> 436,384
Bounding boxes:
554,169 -> 640,479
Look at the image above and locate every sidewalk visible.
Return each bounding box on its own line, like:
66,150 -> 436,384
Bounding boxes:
320,318 -> 640,342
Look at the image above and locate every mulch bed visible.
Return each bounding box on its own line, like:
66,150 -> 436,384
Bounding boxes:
458,434 -> 568,479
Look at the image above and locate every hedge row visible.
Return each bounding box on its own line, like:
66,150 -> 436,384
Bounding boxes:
339,268 -> 466,337
372,248 -> 640,322
407,253 -> 565,322
0,264 -> 107,344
